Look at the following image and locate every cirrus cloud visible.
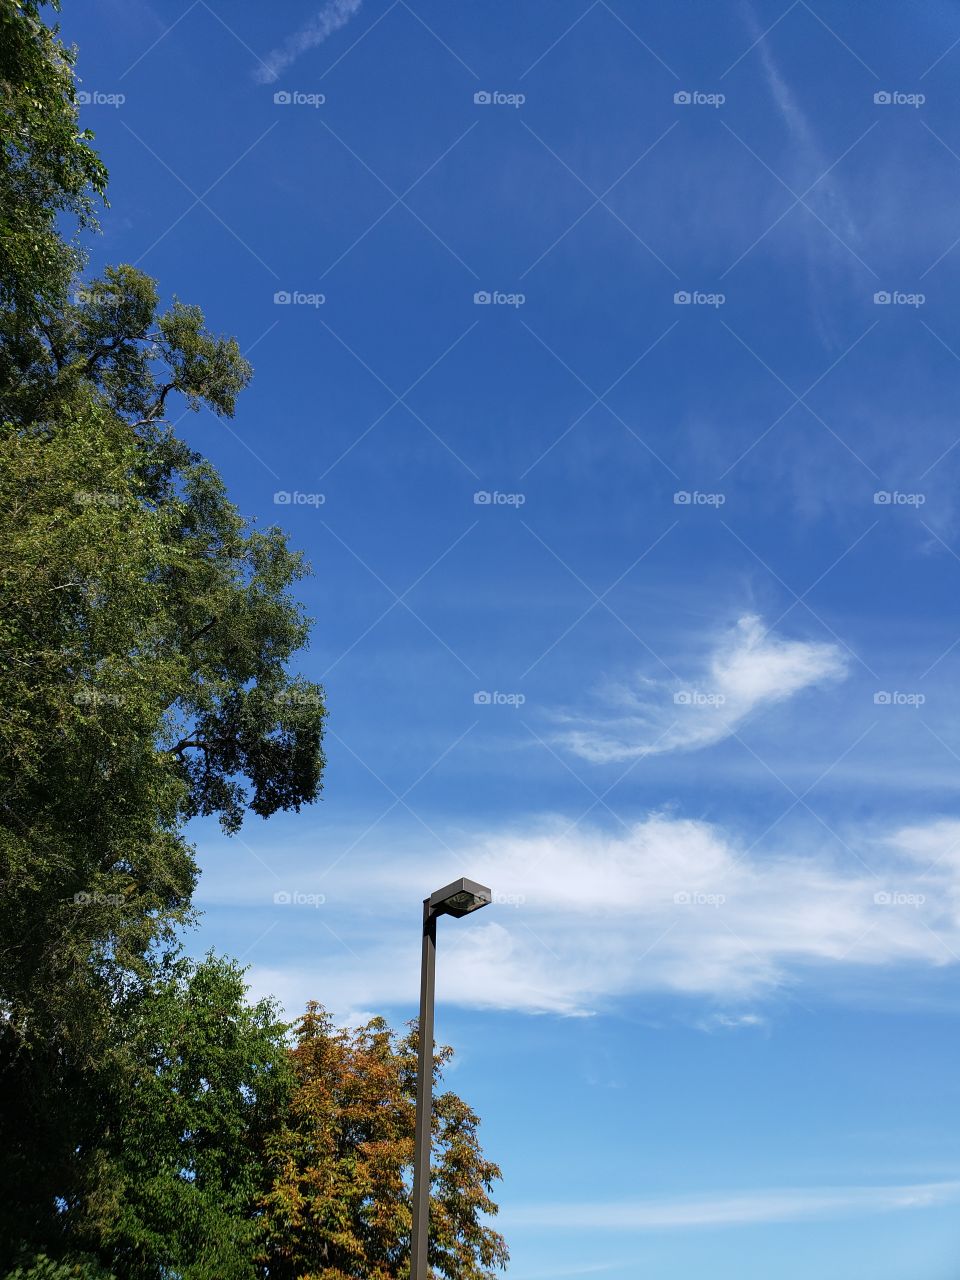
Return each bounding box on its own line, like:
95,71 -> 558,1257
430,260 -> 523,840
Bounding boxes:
234,813 -> 960,1021
557,614 -> 848,763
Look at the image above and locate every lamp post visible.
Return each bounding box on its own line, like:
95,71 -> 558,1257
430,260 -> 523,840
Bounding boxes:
410,876 -> 492,1280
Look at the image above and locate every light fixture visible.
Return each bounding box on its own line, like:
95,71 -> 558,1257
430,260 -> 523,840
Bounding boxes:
410,875 -> 493,1279
428,876 -> 492,918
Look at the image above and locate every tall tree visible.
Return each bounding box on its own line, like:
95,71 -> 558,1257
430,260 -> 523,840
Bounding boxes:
0,264 -> 327,1259
0,2 -> 326,1258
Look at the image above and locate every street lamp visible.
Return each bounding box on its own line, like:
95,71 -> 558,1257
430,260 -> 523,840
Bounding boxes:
410,877 -> 492,1280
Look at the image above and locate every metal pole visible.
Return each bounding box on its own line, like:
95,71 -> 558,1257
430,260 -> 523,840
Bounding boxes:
410,898 -> 436,1280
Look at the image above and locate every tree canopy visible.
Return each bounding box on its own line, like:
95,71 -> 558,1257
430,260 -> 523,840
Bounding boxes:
262,1007 -> 509,1280
0,0 -> 327,1257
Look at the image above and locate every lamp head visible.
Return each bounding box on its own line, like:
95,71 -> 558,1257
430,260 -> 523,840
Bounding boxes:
429,877 -> 492,918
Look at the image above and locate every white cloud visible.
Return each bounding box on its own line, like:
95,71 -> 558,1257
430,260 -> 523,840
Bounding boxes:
558,615 -> 847,763
253,0 -> 363,84
230,812 -> 960,1020
504,1180 -> 960,1231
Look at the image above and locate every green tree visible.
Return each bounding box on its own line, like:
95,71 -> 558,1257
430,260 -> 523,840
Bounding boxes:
261,1006 -> 509,1280
0,268 -> 327,1254
0,3 -> 325,1260
72,955 -> 292,1280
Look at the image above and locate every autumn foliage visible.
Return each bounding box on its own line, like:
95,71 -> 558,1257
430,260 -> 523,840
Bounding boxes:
261,1005 -> 509,1280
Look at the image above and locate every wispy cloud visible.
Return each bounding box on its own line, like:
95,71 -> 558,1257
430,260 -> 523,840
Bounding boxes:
743,2 -> 857,223
556,615 -> 847,764
228,814 -> 960,1019
504,1180 -> 960,1231
253,0 -> 363,84
695,1011 -> 767,1033
740,1 -> 868,341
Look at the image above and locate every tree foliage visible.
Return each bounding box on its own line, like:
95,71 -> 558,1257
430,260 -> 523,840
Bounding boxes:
1,980 -> 509,1280
69,955 -> 292,1280
0,0 -> 107,350
0,266 -> 327,1259
261,1006 -> 509,1280
0,20 -> 325,1254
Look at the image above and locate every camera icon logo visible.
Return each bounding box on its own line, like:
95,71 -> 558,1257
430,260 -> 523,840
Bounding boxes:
273,491 -> 292,504
673,290 -> 691,304
873,291 -> 891,304
274,290 -> 292,304
873,491 -> 891,504
473,690 -> 492,704
274,90 -> 292,104
673,890 -> 691,904
673,690 -> 692,704
273,890 -> 292,904
474,90 -> 492,105
473,290 -> 492,304
874,91 -> 891,105
77,90 -> 91,105
473,490 -> 492,504
874,690 -> 892,704
673,491 -> 692,504
674,91 -> 692,105
874,890 -> 892,904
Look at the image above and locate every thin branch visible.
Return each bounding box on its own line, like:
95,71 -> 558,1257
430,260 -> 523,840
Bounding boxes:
131,383 -> 176,428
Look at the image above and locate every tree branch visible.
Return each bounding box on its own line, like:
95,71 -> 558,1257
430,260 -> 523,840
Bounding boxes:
132,383 -> 176,428
185,618 -> 218,647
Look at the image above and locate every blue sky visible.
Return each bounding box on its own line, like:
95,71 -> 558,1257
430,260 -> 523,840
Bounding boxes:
64,0 -> 960,1275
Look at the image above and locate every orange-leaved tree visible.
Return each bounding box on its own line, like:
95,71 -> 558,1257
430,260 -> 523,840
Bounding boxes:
260,1004 -> 509,1280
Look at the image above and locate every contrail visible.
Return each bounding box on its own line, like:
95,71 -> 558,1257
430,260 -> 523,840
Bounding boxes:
254,0 -> 363,84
